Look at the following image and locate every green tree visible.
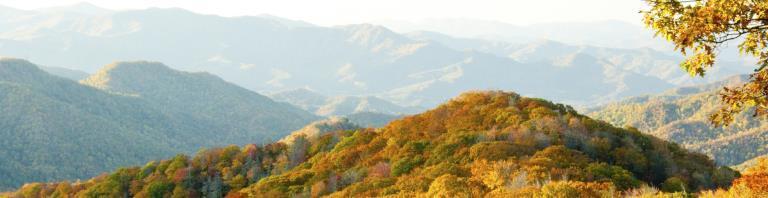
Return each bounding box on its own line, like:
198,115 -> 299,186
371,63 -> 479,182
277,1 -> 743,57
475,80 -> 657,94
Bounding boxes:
644,0 -> 768,126
391,156 -> 424,176
585,163 -> 640,190
145,180 -> 174,198
661,177 -> 688,193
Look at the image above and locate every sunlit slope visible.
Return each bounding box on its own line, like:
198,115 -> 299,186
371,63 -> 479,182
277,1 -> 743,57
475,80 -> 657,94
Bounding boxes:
589,75 -> 768,165
6,91 -> 734,196
0,59 -> 318,190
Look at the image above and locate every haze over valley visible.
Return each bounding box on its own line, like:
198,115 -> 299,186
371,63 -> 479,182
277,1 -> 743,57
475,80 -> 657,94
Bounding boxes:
0,3 -> 755,109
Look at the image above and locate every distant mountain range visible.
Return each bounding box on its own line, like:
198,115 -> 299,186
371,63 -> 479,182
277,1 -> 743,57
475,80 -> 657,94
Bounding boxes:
377,19 -> 674,51
588,75 -> 768,166
406,33 -> 752,87
0,4 -> 753,108
0,58 -> 318,190
270,88 -> 421,116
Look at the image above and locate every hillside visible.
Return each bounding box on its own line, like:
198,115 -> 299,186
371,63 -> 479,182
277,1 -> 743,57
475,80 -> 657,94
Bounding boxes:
5,91 -> 736,197
734,155 -> 768,172
0,58 -> 187,190
587,75 -> 768,166
81,61 -> 319,143
278,117 -> 360,145
0,59 -> 317,190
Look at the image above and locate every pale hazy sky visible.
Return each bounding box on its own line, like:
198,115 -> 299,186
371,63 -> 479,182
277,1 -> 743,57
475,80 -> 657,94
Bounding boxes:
0,0 -> 648,26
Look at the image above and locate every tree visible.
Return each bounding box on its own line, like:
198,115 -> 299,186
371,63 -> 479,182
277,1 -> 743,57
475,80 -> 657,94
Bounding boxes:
288,135 -> 309,168
203,174 -> 224,198
661,177 -> 688,193
391,156 -> 424,176
369,162 -> 391,178
144,180 -> 174,198
424,174 -> 472,198
585,163 -> 640,190
644,0 -> 768,126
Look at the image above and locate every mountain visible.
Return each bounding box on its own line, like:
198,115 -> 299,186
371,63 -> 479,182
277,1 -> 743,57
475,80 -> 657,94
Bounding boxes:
266,87 -> 405,127
377,19 -> 675,51
0,6 -> 746,108
317,96 -> 420,117
344,111 -> 402,128
0,58 -> 186,190
0,58 -> 317,190
81,61 -> 319,142
270,88 -> 420,116
4,91 -> 736,197
587,75 -> 768,166
407,32 -> 753,87
269,88 -> 328,113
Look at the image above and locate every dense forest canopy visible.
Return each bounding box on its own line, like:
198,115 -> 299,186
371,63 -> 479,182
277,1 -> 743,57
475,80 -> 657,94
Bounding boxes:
3,91 -> 740,197
587,76 -> 768,166
0,58 -> 318,191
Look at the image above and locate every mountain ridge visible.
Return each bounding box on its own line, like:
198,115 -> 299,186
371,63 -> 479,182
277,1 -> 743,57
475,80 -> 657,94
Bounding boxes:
0,7 -> 747,108
270,88 -> 421,116
588,75 -> 768,166
81,61 -> 320,144
0,58 -> 319,190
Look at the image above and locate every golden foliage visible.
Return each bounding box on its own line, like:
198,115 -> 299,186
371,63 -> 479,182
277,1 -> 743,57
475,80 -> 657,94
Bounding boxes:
644,0 -> 768,126
5,91 -> 736,197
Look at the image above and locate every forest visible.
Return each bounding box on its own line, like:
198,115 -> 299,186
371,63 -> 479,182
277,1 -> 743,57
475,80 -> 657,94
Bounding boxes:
5,91 -> 765,197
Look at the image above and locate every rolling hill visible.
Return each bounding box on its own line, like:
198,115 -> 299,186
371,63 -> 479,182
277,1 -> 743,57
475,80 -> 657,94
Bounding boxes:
0,58 -> 189,190
0,58 -> 317,190
3,91 -> 736,197
81,61 -> 319,143
588,75 -> 768,166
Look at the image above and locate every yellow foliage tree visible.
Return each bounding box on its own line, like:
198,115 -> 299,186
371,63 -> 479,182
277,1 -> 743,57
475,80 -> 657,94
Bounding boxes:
644,0 -> 768,126
424,174 -> 473,198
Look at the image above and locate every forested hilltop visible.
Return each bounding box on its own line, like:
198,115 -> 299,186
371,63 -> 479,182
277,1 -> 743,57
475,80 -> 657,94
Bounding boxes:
588,75 -> 768,166
0,58 -> 318,191
80,61 -> 319,142
4,91 -> 742,197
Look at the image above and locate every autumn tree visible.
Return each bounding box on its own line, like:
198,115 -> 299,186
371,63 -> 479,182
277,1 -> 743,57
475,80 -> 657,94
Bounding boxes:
644,0 -> 768,125
734,157 -> 768,193
425,174 -> 473,197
